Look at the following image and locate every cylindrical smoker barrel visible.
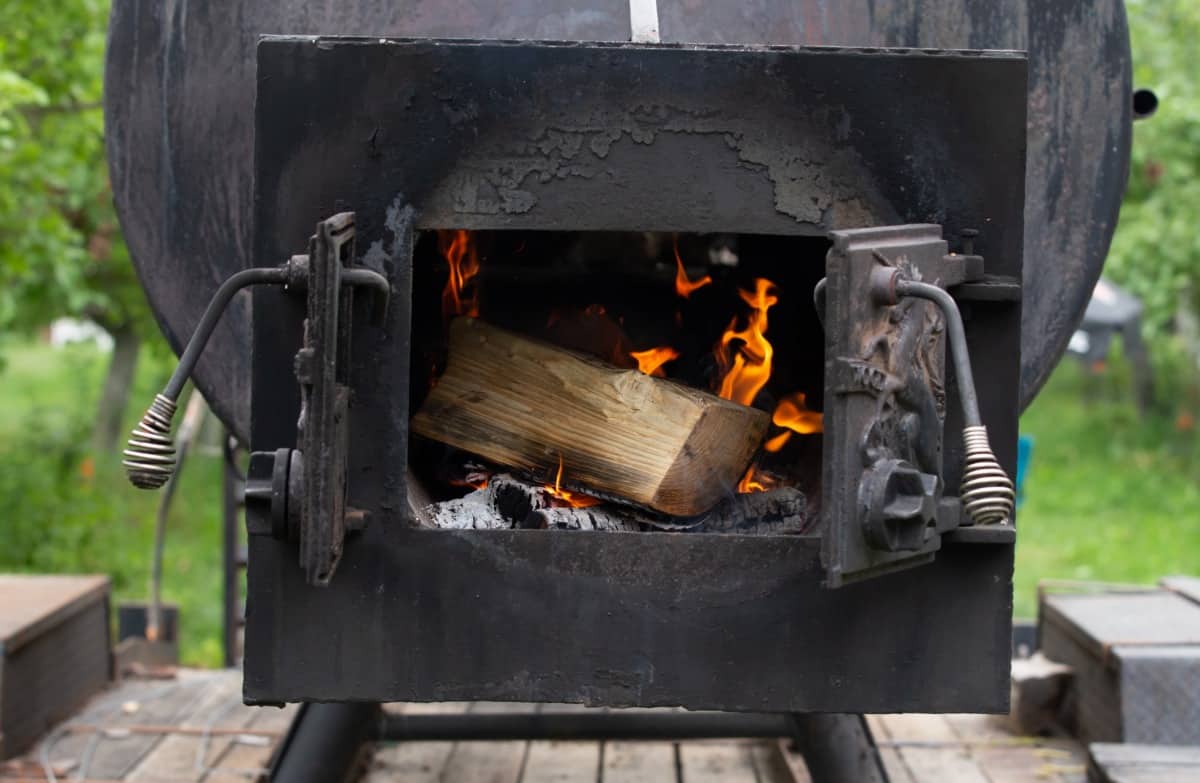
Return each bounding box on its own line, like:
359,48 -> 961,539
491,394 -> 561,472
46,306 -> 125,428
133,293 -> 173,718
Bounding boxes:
105,1 -> 1132,439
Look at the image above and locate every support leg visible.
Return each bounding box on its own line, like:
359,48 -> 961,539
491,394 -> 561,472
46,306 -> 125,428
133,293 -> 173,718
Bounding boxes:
788,713 -> 889,783
270,703 -> 381,783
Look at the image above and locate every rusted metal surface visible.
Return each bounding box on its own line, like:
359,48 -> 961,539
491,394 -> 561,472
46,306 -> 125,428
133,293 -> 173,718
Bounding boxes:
106,0 -> 1130,438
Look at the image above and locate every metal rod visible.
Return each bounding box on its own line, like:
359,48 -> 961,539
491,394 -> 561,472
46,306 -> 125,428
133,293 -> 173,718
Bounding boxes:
812,277 -> 827,330
164,267 -> 290,399
124,266 -> 289,489
895,278 -> 1014,524
341,267 -> 390,302
221,432 -> 243,667
894,278 -> 981,427
375,711 -> 795,742
147,390 -> 207,642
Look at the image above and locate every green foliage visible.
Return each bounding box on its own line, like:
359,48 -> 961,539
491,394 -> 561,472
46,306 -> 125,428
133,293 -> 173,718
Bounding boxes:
1106,0 -> 1200,333
0,0 -> 146,335
0,339 -> 225,667
1015,355 -> 1200,617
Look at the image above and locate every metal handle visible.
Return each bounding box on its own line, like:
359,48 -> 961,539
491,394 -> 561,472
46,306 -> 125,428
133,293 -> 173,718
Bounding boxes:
891,279 -> 1015,525
124,267 -> 290,489
123,260 -> 390,489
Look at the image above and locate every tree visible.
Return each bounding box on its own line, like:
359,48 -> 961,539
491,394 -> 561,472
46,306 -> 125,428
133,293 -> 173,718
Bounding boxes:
1106,0 -> 1200,337
0,0 -> 152,453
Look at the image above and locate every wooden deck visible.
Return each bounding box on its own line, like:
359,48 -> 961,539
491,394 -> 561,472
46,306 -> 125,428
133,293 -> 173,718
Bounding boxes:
369,702 -> 796,783
2,669 -> 295,782
868,713 -> 1088,783
6,669 -> 1098,782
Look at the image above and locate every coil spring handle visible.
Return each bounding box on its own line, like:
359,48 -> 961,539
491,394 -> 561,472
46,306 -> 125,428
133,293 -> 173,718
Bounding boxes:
123,261 -> 389,490
870,273 -> 1016,526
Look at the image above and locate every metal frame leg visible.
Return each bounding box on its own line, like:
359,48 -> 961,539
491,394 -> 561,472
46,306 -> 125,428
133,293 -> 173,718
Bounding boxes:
788,713 -> 889,783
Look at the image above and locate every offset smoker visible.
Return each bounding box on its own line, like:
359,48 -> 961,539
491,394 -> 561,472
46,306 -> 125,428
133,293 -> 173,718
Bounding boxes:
106,2 -> 1133,728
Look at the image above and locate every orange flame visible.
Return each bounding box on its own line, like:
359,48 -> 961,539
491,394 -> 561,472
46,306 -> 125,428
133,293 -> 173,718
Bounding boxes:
738,466 -> 768,493
438,229 -> 481,318
763,392 -> 824,453
630,346 -> 680,377
715,278 -> 778,407
737,462 -> 781,493
674,239 -> 712,299
545,455 -> 601,508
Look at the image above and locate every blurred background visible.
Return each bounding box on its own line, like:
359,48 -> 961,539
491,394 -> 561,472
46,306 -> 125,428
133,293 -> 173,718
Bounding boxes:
0,0 -> 1197,668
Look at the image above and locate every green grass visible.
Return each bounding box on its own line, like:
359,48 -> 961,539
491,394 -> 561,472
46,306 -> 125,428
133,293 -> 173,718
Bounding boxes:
1015,354 -> 1200,617
0,336 -> 227,667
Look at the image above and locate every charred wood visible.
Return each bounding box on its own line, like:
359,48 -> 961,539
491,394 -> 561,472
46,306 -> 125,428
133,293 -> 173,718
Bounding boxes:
642,487 -> 810,535
422,474 -> 809,536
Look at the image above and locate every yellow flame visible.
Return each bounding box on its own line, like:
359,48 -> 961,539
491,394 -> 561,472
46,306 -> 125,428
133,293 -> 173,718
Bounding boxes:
674,239 -> 712,299
763,392 -> 824,453
545,455 -> 601,508
438,229 -> 481,318
715,278 -> 778,407
630,346 -> 680,377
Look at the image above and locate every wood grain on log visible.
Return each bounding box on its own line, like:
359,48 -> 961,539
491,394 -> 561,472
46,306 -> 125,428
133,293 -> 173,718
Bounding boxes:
411,318 -> 770,516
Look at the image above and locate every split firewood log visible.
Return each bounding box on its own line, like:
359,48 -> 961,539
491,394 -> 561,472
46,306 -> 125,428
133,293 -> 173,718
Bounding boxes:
411,318 -> 770,516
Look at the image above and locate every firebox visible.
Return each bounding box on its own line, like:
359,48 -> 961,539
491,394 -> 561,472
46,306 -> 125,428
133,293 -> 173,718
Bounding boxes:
128,37 -> 1026,712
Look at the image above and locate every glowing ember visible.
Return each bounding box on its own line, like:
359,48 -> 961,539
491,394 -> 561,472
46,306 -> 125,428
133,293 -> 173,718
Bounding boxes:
737,462 -> 777,493
763,392 -> 823,453
545,455 -> 601,508
714,278 -> 778,407
630,346 -> 680,377
438,229 -> 481,318
450,471 -> 491,491
674,239 -> 712,298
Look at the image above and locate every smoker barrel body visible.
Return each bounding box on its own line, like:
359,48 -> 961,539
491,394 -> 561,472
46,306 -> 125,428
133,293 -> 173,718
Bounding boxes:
105,0 -> 1131,440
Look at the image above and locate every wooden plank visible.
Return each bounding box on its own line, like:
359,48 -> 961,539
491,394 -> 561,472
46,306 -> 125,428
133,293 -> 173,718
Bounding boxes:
521,740 -> 600,782
865,715 -> 916,783
411,317 -> 770,516
677,744 -> 759,783
876,714 -> 959,742
79,676 -> 216,780
897,746 -> 990,783
768,739 -> 813,783
200,703 -> 298,782
438,702 -> 530,783
202,735 -> 279,783
367,702 -> 472,783
873,714 -> 991,783
0,574 -> 109,651
127,673 -> 251,781
602,742 -> 678,783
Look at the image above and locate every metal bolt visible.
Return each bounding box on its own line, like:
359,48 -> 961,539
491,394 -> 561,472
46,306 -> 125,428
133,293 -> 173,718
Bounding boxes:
961,228 -> 979,256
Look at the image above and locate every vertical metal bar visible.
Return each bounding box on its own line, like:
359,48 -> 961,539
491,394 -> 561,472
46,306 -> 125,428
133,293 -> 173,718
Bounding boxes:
222,431 -> 241,668
629,0 -> 660,43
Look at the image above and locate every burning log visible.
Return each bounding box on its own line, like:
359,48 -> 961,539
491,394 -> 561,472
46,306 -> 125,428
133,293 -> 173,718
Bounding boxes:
411,318 -> 770,516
